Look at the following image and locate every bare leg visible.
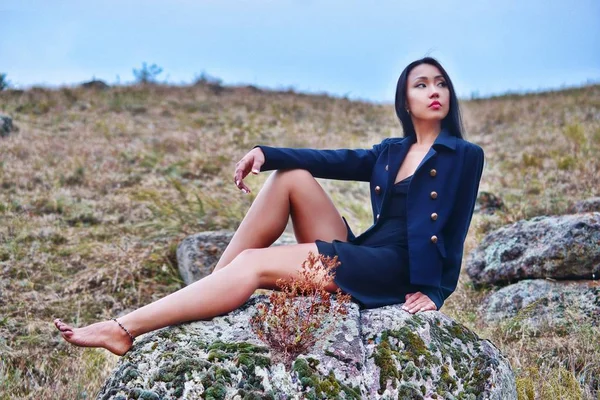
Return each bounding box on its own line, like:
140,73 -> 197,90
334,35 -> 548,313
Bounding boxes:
54,169 -> 347,355
54,243 -> 336,355
214,169 -> 348,271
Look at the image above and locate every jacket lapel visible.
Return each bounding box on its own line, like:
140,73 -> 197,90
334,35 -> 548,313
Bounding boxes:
416,146 -> 438,173
389,129 -> 457,183
386,137 -> 414,186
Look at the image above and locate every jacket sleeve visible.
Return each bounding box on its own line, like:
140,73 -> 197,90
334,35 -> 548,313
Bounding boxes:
253,141 -> 388,182
420,144 -> 485,310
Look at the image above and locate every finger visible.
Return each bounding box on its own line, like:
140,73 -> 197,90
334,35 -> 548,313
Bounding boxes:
407,299 -> 430,314
234,167 -> 249,189
239,180 -> 251,194
410,300 -> 435,314
405,292 -> 420,302
234,166 -> 246,187
251,159 -> 262,175
416,303 -> 436,313
402,292 -> 422,309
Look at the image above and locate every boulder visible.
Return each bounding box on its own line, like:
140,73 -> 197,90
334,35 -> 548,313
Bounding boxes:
98,295 -> 516,399
177,231 -> 297,286
474,192 -> 505,215
466,213 -> 600,286
481,279 -> 600,331
0,114 -> 14,137
81,79 -> 110,90
572,197 -> 600,213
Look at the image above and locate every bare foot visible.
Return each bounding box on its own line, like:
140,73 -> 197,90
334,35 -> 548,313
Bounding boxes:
53,318 -> 133,356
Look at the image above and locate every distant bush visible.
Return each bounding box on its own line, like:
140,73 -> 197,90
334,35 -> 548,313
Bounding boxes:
0,73 -> 9,91
193,71 -> 223,86
133,62 -> 163,84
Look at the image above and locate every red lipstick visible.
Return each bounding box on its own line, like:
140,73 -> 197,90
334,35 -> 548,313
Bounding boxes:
429,101 -> 441,108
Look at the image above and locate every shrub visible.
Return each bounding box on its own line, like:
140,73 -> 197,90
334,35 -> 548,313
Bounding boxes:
133,62 -> 163,84
0,73 -> 10,91
250,252 -> 351,368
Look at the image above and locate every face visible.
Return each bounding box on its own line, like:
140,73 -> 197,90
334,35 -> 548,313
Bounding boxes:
405,63 -> 450,122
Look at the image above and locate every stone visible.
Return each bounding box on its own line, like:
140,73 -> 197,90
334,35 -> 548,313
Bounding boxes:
474,191 -> 506,215
176,231 -> 297,285
466,213 -> 600,286
481,279 -> 600,331
81,79 -> 109,90
0,114 -> 14,137
98,295 -> 516,399
572,197 -> 600,213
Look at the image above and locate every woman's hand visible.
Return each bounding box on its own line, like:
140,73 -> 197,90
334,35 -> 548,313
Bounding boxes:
233,147 -> 265,194
402,292 -> 437,314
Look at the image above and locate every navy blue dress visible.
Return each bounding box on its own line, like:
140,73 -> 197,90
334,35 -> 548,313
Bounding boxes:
316,175 -> 422,309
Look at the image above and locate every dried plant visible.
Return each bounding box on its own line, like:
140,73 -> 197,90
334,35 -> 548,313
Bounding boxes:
250,251 -> 352,368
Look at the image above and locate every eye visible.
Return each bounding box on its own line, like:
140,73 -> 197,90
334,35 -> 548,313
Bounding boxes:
415,83 -> 426,88
438,81 -> 447,87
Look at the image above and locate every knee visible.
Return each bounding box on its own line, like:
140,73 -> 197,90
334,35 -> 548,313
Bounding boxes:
271,169 -> 314,186
233,248 -> 274,285
233,249 -> 263,274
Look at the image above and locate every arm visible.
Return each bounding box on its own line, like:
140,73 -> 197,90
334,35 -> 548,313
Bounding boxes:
254,141 -> 387,182
431,144 -> 485,309
406,144 -> 485,311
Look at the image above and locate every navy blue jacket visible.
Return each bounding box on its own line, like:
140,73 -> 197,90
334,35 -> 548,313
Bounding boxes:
256,129 -> 485,309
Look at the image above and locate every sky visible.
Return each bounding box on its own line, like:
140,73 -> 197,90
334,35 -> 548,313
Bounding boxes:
1,0 -> 599,103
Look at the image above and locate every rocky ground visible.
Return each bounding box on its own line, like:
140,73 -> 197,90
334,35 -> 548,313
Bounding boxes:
0,82 -> 599,399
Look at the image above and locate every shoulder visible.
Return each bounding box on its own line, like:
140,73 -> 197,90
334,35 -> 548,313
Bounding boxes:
456,138 -> 484,158
377,136 -> 410,147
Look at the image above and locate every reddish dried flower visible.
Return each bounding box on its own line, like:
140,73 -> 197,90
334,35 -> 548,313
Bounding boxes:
250,251 -> 351,368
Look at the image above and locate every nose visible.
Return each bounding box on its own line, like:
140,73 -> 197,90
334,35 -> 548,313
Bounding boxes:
429,86 -> 439,98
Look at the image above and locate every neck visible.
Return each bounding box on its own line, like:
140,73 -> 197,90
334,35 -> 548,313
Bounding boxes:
411,119 -> 442,146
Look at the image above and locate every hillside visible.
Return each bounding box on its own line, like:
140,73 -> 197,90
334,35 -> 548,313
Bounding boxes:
1,82 -> 599,399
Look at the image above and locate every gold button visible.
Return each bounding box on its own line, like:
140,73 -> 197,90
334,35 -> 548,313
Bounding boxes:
430,169 -> 437,177
431,212 -> 438,221
430,191 -> 438,199
376,214 -> 380,220
431,235 -> 438,244
375,185 -> 381,194
385,165 -> 389,171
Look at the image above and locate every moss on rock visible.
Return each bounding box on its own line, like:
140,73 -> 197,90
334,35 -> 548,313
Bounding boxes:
292,357 -> 362,399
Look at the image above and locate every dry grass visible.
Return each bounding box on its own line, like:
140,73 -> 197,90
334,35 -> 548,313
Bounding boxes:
0,82 -> 599,399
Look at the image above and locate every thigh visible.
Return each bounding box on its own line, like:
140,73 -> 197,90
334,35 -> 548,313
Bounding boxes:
277,169 -> 348,244
232,243 -> 341,292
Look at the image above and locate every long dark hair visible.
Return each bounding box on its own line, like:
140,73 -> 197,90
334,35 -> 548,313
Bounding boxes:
394,57 -> 464,139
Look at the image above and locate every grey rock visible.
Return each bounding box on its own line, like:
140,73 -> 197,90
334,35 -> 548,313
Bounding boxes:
466,213 -> 600,286
98,295 -> 516,400
0,114 -> 14,137
177,231 -> 297,285
74,101 -> 91,111
572,197 -> 600,213
81,79 -> 109,90
474,191 -> 506,215
481,279 -> 600,331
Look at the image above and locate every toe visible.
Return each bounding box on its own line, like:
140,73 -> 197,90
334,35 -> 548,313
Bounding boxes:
54,320 -> 73,333
61,331 -> 73,340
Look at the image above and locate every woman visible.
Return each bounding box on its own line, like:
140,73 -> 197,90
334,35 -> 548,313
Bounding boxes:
54,57 -> 484,356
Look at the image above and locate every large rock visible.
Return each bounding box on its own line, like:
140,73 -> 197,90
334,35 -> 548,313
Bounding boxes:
81,79 -> 110,90
474,192 -> 505,215
98,295 -> 516,399
466,213 -> 600,286
0,114 -> 14,137
177,231 -> 297,285
572,197 -> 600,213
481,279 -> 600,331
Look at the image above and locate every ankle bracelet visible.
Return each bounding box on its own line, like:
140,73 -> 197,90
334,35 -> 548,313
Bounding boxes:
112,318 -> 135,343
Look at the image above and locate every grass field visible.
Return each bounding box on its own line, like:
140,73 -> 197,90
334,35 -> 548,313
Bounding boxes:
1,82 -> 599,399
